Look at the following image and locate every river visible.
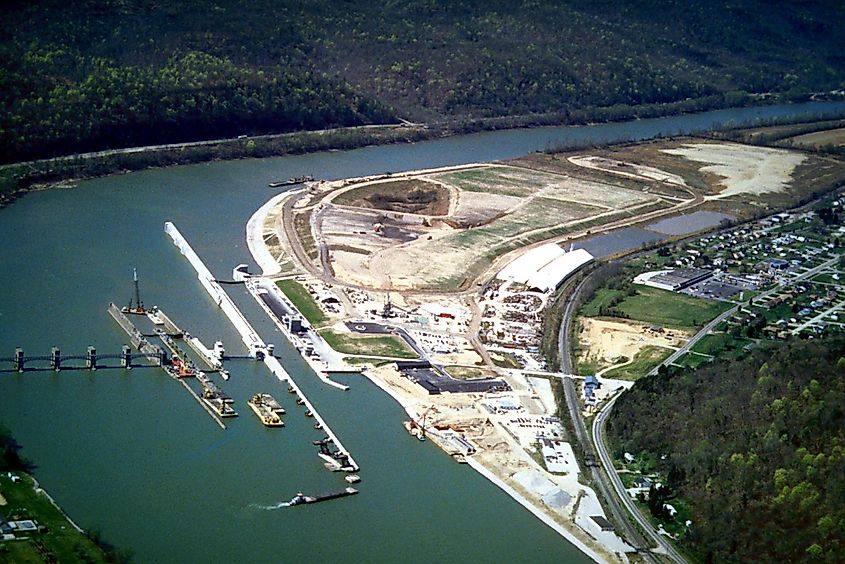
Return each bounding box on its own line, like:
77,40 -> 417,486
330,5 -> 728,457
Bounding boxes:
1,101 -> 844,563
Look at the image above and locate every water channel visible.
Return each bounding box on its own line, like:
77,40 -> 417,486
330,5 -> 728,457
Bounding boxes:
1,101 -> 844,563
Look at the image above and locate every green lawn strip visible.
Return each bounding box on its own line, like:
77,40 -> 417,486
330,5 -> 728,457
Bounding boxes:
0,473 -> 113,563
319,330 -> 417,359
690,333 -> 753,358
603,346 -> 673,380
341,356 -> 393,367
275,280 -> 329,327
673,352 -> 712,370
576,357 -> 606,376
490,351 -> 522,369
579,288 -> 626,317
615,287 -> 732,330
443,366 -> 496,380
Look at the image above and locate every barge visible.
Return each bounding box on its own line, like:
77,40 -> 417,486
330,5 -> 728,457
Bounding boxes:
204,396 -> 238,418
268,175 -> 314,188
285,487 -> 358,506
248,393 -> 284,427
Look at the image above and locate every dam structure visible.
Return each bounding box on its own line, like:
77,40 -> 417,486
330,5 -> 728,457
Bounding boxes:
164,221 -> 358,471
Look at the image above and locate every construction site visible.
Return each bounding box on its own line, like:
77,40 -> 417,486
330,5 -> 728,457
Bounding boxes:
243,135 -> 845,562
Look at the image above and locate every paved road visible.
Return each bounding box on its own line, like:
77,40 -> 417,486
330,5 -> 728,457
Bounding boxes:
650,253 -> 842,375
592,394 -> 686,563
556,272 -> 663,562
2,123 -> 409,170
561,376 -> 659,562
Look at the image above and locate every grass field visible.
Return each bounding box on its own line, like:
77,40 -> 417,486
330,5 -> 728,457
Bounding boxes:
614,287 -> 732,330
579,288 -> 625,317
603,346 -> 673,380
293,211 -> 319,261
690,333 -> 753,358
0,473 -> 115,563
342,356 -> 393,367
319,330 -> 417,359
674,352 -> 713,370
444,366 -> 496,379
275,280 -> 329,327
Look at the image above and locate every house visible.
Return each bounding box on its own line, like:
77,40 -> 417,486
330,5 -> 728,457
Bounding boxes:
632,477 -> 652,490
0,514 -> 12,536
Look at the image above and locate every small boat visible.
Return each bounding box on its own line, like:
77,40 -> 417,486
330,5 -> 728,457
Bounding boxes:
345,474 -> 361,484
304,410 -> 314,418
313,423 -> 323,430
287,386 -> 295,393
296,397 -> 305,405
220,369 -> 230,381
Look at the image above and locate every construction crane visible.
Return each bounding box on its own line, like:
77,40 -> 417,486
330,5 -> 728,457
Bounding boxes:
123,268 -> 146,314
416,405 -> 439,438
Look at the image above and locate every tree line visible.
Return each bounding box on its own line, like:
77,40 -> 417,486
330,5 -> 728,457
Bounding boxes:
608,337 -> 845,562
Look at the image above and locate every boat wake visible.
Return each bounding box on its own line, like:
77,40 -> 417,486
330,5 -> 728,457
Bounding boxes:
250,501 -> 290,510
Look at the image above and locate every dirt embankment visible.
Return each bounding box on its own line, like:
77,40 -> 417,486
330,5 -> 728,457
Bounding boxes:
576,317 -> 688,370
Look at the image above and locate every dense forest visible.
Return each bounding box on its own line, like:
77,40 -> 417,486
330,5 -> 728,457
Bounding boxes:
608,337 -> 845,562
1,0 -> 844,162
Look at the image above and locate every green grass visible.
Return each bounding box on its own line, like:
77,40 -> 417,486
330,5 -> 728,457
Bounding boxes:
811,272 -> 839,284
674,352 -> 713,370
690,333 -> 753,358
604,346 -> 673,381
275,279 -> 329,327
576,357 -> 605,376
579,288 -> 626,317
444,366 -> 496,380
0,473 -> 116,563
319,330 -> 417,359
614,286 -> 732,330
342,356 -> 393,367
490,351 -> 522,369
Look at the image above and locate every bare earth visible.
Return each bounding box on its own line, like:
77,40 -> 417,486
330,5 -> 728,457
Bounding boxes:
661,142 -> 807,199
577,317 -> 689,371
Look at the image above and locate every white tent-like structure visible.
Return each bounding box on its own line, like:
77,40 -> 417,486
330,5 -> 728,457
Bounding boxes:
526,248 -> 594,293
496,243 -> 565,285
497,244 -> 594,293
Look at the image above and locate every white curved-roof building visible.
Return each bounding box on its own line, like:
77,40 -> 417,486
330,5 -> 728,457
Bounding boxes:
497,245 -> 594,293
527,248 -> 594,292
496,244 -> 565,285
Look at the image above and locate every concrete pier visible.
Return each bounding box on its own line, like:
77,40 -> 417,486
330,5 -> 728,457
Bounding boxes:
185,335 -> 224,370
165,221 -> 359,471
107,303 -> 166,363
246,278 -> 351,391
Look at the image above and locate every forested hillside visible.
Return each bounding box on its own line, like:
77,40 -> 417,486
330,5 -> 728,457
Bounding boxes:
2,0 -> 844,162
608,337 -> 845,562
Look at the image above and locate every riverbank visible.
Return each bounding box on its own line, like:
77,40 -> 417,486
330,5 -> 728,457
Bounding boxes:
5,96 -> 845,209
244,191 -> 631,562
0,470 -> 124,562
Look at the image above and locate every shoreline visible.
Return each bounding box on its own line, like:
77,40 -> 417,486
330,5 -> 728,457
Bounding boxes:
4,98 -> 845,209
244,193 -> 623,562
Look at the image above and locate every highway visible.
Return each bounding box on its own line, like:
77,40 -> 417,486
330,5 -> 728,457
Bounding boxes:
561,376 -> 660,562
